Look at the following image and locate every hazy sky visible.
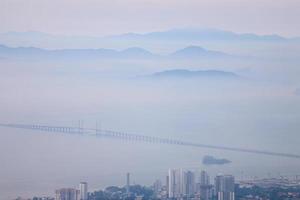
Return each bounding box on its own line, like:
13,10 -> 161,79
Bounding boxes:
1,0 -> 300,37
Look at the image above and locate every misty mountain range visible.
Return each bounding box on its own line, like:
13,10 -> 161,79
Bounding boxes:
148,69 -> 239,79
0,44 -> 234,60
0,28 -> 299,50
169,46 -> 230,59
110,28 -> 299,41
1,28 -> 299,44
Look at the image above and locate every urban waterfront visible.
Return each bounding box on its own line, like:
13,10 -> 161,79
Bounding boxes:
14,169 -> 300,200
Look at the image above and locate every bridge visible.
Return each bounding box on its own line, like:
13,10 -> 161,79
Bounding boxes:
0,123 -> 300,159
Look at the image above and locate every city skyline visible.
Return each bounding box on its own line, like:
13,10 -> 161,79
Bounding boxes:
15,169 -> 300,200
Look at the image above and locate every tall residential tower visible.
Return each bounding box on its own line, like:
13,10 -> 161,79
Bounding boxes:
126,172 -> 130,196
215,175 -> 235,200
79,182 -> 88,200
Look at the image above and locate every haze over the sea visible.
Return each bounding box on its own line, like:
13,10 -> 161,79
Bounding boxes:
0,0 -> 300,199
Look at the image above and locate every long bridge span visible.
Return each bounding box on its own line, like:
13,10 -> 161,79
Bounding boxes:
0,123 -> 300,159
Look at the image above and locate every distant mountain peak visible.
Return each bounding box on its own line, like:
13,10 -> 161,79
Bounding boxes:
175,45 -> 207,52
0,44 -> 159,60
170,46 -> 228,58
150,69 -> 239,79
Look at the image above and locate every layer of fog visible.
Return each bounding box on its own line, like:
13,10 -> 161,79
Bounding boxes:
0,49 -> 300,199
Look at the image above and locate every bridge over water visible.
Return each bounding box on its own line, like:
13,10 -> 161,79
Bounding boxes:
0,123 -> 300,159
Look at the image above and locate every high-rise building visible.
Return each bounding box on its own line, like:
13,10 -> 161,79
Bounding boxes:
55,188 -> 80,200
166,175 -> 169,197
168,169 -> 182,198
196,171 -> 213,200
126,172 -> 130,195
197,171 -> 213,200
79,182 -> 88,200
199,185 -> 213,200
200,171 -> 210,186
153,179 -> 162,194
168,169 -> 195,198
181,170 -> 195,197
215,175 -> 235,200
